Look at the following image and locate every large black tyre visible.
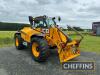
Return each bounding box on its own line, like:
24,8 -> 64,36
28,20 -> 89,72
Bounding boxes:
14,34 -> 25,50
31,37 -> 49,62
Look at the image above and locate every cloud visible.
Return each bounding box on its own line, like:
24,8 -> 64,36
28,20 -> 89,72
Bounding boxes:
0,0 -> 99,28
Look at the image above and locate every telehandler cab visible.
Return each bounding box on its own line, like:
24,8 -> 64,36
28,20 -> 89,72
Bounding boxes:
14,15 -> 83,63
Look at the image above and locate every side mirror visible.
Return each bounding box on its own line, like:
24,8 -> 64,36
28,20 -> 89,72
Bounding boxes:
52,17 -> 56,20
58,16 -> 61,22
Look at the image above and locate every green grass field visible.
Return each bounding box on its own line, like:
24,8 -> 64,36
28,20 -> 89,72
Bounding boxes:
0,31 -> 100,54
80,35 -> 100,53
69,34 -> 100,53
0,31 -> 15,47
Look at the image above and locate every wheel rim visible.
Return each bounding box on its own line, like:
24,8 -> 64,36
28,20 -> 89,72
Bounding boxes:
32,43 -> 40,57
15,37 -> 19,46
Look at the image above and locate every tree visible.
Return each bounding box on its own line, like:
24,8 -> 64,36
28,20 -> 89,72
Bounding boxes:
73,26 -> 84,31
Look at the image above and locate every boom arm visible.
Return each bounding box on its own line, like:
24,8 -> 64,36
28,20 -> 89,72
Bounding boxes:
46,27 -> 80,63
67,25 -> 84,43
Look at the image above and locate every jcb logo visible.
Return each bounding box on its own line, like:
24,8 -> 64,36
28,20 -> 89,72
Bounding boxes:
42,29 -> 49,33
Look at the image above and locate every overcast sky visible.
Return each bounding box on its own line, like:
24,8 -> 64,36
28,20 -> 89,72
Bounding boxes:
0,0 -> 100,29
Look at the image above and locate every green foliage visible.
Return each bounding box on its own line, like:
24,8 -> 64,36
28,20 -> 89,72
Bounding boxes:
62,28 -> 67,31
73,27 -> 84,31
0,22 -> 30,31
67,26 -> 84,31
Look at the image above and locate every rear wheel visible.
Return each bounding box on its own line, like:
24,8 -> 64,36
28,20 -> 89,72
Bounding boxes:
14,34 -> 25,50
31,37 -> 49,62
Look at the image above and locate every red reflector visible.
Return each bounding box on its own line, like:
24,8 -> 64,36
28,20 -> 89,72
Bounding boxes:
77,50 -> 80,53
62,43 -> 65,48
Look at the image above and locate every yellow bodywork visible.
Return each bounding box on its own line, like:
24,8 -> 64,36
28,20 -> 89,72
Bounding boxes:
20,27 -> 80,63
21,27 -> 41,42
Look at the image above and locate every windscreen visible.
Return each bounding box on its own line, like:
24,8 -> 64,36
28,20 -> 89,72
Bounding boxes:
46,18 -> 55,27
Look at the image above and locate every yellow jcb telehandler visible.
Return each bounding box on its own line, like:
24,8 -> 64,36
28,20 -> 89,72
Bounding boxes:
14,15 -> 83,63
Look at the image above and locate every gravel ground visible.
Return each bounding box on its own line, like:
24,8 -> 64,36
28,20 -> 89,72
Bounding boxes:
0,47 -> 99,75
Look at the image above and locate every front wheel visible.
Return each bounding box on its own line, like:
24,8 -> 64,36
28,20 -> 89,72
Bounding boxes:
31,37 -> 49,62
14,34 -> 25,50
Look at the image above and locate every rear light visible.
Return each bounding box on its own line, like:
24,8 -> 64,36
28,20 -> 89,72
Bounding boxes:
75,40 -> 80,47
77,50 -> 80,54
61,43 -> 66,48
